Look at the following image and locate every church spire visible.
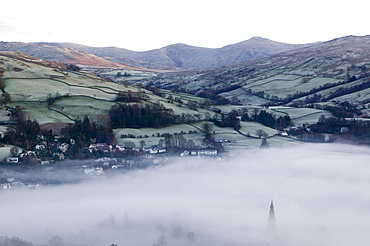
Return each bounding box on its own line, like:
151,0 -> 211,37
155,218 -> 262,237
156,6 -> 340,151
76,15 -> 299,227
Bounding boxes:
267,200 -> 277,235
269,200 -> 276,222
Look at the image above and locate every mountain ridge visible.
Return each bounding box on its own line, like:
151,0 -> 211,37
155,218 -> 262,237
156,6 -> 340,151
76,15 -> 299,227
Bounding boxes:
39,37 -> 315,69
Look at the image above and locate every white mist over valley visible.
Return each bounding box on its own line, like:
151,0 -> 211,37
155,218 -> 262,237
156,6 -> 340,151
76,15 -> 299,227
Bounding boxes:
1,143 -> 369,246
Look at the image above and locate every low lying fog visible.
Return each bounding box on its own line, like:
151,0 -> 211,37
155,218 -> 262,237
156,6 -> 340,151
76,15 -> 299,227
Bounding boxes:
1,143 -> 370,246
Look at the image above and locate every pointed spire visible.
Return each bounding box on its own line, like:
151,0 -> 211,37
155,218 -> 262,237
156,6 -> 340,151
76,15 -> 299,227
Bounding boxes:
269,200 -> 276,222
267,200 -> 279,246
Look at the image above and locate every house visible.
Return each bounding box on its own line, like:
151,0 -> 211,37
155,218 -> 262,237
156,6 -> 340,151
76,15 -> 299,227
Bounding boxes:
198,149 -> 218,156
147,146 -> 166,154
115,145 -> 125,151
88,143 -> 112,153
84,167 -> 104,175
6,157 -> 18,163
180,148 -> 218,157
215,138 -> 230,143
59,143 -> 69,153
52,152 -> 65,160
35,144 -> 46,150
340,127 -> 349,133
19,151 -> 37,158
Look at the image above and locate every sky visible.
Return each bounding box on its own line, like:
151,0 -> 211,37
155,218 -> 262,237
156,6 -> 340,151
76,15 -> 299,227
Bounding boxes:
0,0 -> 369,51
1,144 -> 370,246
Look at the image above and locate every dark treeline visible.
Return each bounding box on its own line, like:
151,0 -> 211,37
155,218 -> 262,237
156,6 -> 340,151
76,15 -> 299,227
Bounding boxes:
115,90 -> 149,102
265,75 -> 370,106
304,101 -> 361,118
280,80 -> 345,104
310,116 -> 370,136
0,236 -> 33,246
109,102 -> 209,129
2,119 -> 40,150
211,109 -> 291,131
61,116 -> 115,146
324,79 -> 370,101
213,110 -> 240,129
290,115 -> 370,144
145,84 -> 163,97
205,84 -> 242,95
109,102 -> 175,128
196,91 -> 230,105
242,109 -> 291,129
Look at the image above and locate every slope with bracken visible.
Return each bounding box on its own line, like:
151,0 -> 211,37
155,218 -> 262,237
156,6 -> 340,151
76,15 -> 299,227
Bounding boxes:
0,42 -> 130,68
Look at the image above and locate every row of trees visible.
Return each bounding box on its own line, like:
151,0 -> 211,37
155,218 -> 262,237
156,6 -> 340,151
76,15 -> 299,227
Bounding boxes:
241,109 -> 291,129
115,90 -> 149,102
288,115 -> 370,144
109,102 -> 175,128
196,91 -> 230,105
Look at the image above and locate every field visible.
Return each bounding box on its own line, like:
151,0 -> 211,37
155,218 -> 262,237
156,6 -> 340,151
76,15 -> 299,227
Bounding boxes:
268,107 -> 333,125
242,74 -> 339,99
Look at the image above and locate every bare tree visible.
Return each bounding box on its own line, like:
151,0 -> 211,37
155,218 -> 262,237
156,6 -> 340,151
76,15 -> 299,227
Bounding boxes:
256,129 -> 268,139
186,232 -> 196,245
139,140 -> 146,148
48,235 -> 64,246
153,235 -> 167,246
201,122 -> 213,135
9,146 -> 19,157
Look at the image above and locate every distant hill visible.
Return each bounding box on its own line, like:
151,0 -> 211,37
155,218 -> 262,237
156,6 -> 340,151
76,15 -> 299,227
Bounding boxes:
51,37 -> 312,69
0,42 -> 133,68
139,35 -> 370,110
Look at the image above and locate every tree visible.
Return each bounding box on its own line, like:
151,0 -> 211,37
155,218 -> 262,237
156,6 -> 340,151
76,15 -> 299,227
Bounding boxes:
186,232 -> 196,245
0,92 -> 10,105
0,78 -> 5,93
124,141 -> 136,149
201,122 -> 213,136
139,140 -> 146,148
256,129 -> 268,138
186,139 -> 196,149
48,235 -> 64,246
0,236 -> 33,246
9,146 -> 19,157
158,139 -> 165,149
173,134 -> 187,148
153,235 -> 167,246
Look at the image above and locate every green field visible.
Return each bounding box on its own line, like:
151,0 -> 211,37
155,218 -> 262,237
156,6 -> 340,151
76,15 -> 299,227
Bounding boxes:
242,74 -> 339,99
268,106 -> 332,125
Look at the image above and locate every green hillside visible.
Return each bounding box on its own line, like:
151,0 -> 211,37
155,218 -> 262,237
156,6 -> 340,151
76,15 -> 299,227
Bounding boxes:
0,52 -> 308,158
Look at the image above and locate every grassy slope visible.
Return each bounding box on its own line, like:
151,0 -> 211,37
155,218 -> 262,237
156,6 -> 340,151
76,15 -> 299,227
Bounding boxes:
0,53 -> 308,155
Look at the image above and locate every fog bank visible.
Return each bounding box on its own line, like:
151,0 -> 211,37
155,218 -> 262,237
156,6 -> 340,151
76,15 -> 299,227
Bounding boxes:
1,143 -> 370,246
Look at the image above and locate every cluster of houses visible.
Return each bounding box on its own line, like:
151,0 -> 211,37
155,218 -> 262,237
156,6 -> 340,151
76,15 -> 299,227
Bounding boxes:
3,138 -> 220,165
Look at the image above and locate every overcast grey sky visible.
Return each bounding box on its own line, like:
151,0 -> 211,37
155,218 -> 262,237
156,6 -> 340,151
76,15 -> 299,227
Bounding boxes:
1,0 -> 369,51
1,144 -> 370,246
